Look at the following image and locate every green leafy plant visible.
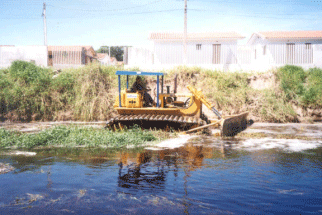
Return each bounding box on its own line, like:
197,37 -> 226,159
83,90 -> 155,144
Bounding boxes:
276,65 -> 306,101
0,125 -> 160,149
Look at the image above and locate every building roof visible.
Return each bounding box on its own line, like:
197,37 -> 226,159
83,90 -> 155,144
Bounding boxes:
258,31 -> 322,39
149,32 -> 245,41
48,46 -> 97,57
96,53 -> 109,60
110,57 -> 117,62
247,30 -> 322,45
48,46 -> 83,52
48,46 -> 94,52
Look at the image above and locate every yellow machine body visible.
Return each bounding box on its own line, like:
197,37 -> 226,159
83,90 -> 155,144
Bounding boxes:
114,90 -> 143,108
114,90 -> 202,117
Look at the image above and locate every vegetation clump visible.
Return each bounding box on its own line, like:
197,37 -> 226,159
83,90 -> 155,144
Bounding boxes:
0,125 -> 167,149
0,61 -> 118,121
276,66 -> 322,108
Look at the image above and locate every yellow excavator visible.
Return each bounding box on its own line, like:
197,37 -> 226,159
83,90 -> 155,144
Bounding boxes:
106,71 -> 249,136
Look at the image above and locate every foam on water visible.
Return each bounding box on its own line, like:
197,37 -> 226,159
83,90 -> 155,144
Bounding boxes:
236,138 -> 322,152
145,134 -> 196,150
7,151 -> 37,156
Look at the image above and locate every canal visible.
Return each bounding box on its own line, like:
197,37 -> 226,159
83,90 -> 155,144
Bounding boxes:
0,123 -> 322,214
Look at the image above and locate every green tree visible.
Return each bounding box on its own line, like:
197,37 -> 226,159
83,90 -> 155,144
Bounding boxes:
96,46 -> 124,61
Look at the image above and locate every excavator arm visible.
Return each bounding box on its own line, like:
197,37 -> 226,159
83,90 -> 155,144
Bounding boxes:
187,85 -> 222,119
186,85 -> 249,136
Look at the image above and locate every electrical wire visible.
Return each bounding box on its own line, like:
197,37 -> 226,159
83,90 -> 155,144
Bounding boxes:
190,9 -> 322,18
47,0 -> 164,12
189,0 -> 314,5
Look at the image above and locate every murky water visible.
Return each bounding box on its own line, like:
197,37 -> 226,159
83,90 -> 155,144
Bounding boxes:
1,123 -> 322,214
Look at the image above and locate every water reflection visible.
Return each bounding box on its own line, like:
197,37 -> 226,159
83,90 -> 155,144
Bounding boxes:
118,152 -> 167,191
116,141 -> 242,192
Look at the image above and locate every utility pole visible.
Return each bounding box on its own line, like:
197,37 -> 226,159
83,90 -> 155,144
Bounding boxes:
42,2 -> 47,46
183,0 -> 187,65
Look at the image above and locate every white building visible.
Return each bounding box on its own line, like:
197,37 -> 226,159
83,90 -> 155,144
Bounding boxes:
247,31 -> 322,70
96,53 -> 112,66
149,32 -> 245,70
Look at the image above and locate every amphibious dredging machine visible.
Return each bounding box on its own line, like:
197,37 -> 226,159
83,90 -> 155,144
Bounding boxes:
106,71 -> 248,136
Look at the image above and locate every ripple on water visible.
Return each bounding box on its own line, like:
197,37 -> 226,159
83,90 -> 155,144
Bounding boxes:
146,134 -> 196,150
236,138 -> 322,152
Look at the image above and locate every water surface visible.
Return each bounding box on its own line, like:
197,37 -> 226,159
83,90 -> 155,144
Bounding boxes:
1,124 -> 322,214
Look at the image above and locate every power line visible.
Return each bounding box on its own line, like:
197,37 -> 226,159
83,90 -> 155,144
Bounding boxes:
0,17 -> 41,20
189,9 -> 321,16
189,0 -> 314,5
50,9 -> 182,17
47,0 -> 164,12
0,8 -> 182,20
0,7 -> 319,20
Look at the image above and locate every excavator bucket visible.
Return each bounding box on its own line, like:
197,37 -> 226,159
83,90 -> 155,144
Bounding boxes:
220,112 -> 248,137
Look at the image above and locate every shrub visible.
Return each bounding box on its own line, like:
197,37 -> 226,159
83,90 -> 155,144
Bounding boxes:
276,65 -> 306,101
0,61 -> 53,121
301,68 -> 322,107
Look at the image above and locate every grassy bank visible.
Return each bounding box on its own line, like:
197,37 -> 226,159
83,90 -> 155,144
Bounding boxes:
0,61 -> 118,121
0,61 -> 321,123
0,126 -> 170,149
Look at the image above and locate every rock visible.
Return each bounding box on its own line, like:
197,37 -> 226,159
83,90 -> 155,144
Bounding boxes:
248,72 -> 276,90
0,163 -> 15,174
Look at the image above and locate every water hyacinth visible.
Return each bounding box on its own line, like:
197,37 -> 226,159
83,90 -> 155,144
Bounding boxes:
0,125 -> 159,149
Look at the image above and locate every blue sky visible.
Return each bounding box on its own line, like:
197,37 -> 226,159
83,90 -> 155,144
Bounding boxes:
1,0 -> 321,50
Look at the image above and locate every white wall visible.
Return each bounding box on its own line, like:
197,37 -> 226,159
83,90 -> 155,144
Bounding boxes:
127,41 -> 322,72
128,47 -> 154,66
153,40 -> 238,66
314,44 -> 322,68
0,46 -> 48,68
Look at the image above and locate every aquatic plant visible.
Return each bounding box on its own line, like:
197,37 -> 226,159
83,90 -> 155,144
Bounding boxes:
0,126 -> 162,149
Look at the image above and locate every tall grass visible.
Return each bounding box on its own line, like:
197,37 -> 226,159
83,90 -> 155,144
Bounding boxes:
0,61 -> 119,121
276,65 -> 322,108
276,65 -> 306,101
301,68 -> 322,107
70,64 -> 117,121
0,61 -> 53,121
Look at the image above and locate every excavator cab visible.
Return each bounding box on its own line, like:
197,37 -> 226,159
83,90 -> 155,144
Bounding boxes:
114,71 -> 164,108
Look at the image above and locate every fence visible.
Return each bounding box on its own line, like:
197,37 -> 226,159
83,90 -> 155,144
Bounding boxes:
127,44 -> 322,71
48,46 -> 86,69
0,46 -> 48,68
